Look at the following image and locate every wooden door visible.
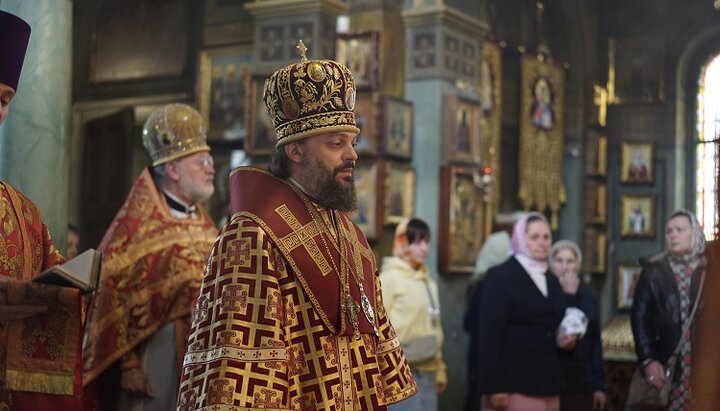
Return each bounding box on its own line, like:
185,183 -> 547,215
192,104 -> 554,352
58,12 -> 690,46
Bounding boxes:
80,108 -> 134,248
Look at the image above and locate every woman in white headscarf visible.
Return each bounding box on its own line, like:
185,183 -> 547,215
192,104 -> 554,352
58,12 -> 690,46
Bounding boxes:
631,209 -> 707,409
472,212 -> 576,411
549,240 -> 606,410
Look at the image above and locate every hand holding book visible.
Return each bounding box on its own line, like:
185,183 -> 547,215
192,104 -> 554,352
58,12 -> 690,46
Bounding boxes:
0,277 -> 47,321
0,249 -> 101,321
32,249 -> 102,292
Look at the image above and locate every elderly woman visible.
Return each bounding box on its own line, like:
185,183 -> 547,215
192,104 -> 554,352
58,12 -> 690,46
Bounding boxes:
550,240 -> 607,410
381,218 -> 447,411
472,212 -> 575,411
631,209 -> 707,409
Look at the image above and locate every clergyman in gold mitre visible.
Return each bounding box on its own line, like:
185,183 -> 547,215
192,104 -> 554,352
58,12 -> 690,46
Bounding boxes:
175,41 -> 418,410
262,40 -> 360,146
82,102 -> 217,410
142,103 -> 211,166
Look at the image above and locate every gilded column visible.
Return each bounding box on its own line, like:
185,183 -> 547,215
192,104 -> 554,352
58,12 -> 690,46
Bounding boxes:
0,0 -> 72,250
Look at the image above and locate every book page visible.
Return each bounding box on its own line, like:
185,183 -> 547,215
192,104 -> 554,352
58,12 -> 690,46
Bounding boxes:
33,249 -> 101,292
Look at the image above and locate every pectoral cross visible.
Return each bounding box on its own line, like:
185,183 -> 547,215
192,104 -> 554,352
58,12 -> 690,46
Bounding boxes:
342,294 -> 361,340
357,282 -> 378,336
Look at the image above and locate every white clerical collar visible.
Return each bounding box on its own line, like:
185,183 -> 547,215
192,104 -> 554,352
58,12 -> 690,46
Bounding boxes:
163,190 -> 197,219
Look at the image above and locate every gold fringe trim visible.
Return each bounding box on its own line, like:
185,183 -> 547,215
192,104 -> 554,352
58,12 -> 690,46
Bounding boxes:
4,369 -> 74,395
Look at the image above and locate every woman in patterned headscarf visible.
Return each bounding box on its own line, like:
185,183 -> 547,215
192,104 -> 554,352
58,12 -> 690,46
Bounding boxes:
472,212 -> 576,411
631,209 -> 707,410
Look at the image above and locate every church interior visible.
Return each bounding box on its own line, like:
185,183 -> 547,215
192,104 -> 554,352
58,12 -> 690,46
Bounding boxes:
1,0 -> 719,409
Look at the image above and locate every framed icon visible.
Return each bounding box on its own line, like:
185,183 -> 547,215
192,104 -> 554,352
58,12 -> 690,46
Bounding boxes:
620,194 -> 656,238
443,96 -> 481,164
617,263 -> 642,309
246,74 -> 276,155
438,165 -> 486,274
381,97 -> 414,159
349,161 -> 380,240
382,161 -> 415,224
353,92 -> 382,157
336,31 -> 380,91
620,142 -> 654,184
197,45 -> 252,140
608,35 -> 665,104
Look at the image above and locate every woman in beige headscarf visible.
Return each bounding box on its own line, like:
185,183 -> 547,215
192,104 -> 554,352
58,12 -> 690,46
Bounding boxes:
381,217 -> 447,411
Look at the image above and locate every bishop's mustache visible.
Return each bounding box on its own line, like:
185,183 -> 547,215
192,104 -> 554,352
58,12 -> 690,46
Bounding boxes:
333,162 -> 355,175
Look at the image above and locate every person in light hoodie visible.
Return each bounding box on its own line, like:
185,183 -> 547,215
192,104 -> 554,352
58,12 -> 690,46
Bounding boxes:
381,217 -> 447,411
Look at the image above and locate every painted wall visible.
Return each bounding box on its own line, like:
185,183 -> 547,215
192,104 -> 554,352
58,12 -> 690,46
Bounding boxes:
0,0 -> 72,251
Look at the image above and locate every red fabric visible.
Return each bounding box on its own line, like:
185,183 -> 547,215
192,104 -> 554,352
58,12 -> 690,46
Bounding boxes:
0,182 -> 64,280
10,299 -> 84,410
177,171 -> 418,409
229,167 -> 376,336
82,168 -> 217,409
0,181 -> 83,410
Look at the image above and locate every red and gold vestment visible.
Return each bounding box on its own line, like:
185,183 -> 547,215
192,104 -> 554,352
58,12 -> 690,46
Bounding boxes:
0,181 -> 63,280
0,181 -> 83,410
82,168 -> 217,392
177,168 -> 417,411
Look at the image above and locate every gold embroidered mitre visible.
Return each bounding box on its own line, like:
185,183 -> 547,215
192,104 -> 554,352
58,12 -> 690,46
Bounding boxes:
142,103 -> 211,166
263,41 -> 360,147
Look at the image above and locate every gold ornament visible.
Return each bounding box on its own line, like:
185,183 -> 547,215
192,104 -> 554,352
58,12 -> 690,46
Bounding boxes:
263,41 -> 359,147
142,103 -> 210,166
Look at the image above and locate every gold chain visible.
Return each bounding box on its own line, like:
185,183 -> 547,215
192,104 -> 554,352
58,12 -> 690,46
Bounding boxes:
314,209 -> 361,340
332,213 -> 378,336
314,208 -> 378,338
286,181 -> 369,338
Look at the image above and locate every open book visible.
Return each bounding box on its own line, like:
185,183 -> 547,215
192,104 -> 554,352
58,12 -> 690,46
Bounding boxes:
32,249 -> 102,293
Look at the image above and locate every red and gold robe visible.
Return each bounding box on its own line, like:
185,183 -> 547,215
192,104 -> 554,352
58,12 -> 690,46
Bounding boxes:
82,169 -> 217,404
176,167 -> 417,411
0,181 -> 63,280
0,181 -> 83,410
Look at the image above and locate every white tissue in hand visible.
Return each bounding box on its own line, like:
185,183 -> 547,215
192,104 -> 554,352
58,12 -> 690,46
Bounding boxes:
560,307 -> 588,337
